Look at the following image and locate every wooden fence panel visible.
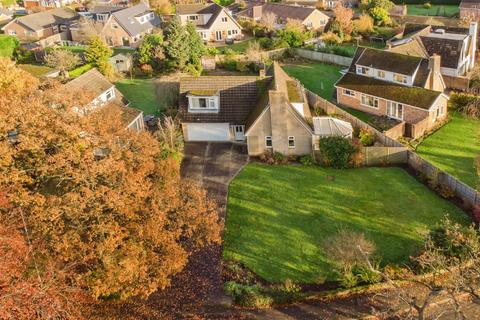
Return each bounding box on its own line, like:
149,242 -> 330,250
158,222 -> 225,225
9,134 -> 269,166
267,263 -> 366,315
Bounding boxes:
363,147 -> 408,166
293,49 -> 353,66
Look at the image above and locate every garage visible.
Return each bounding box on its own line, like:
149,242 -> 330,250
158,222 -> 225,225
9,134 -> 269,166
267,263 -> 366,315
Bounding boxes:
185,123 -> 231,141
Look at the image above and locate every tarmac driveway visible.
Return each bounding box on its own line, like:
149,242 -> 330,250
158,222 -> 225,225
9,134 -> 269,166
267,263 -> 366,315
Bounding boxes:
181,142 -> 249,218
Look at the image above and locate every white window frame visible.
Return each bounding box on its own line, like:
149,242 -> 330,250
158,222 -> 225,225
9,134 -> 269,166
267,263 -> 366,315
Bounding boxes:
288,136 -> 295,149
343,89 -> 355,97
387,101 -> 403,120
189,15 -> 198,21
393,73 -> 407,84
356,66 -> 369,75
187,96 -> 219,113
361,94 -> 379,109
8,29 -> 16,35
265,136 -> 272,148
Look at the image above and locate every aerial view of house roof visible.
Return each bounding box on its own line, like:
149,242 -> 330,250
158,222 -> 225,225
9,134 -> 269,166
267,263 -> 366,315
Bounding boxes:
111,3 -> 161,36
65,68 -> 114,96
9,7 -> 79,31
237,3 -> 317,21
355,48 -> 423,75
176,3 -> 238,30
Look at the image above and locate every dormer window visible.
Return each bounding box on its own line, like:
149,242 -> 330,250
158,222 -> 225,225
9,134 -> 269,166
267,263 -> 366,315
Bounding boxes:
377,70 -> 385,79
189,15 -> 198,21
393,74 -> 407,84
356,66 -> 369,75
187,92 -> 219,113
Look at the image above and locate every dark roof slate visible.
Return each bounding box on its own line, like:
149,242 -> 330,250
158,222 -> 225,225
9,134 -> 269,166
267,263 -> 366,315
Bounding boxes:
336,72 -> 441,110
179,76 -> 272,124
14,7 -> 79,31
237,3 -> 316,21
419,36 -> 464,69
356,47 -> 422,75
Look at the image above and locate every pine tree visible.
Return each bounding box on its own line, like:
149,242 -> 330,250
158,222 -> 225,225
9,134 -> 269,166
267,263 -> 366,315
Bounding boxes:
163,17 -> 189,70
85,36 -> 113,72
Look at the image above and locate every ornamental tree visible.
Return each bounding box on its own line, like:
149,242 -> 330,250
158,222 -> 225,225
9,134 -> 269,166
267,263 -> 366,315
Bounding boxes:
44,49 -> 81,78
0,57 -> 221,305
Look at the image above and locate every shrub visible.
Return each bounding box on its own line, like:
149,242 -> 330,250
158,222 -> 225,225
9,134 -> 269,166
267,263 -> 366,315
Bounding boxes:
338,270 -> 358,288
423,2 -> 432,9
321,31 -> 342,45
253,26 -> 266,38
318,136 -> 358,168
221,58 -> 237,71
435,183 -> 455,199
353,264 -> 382,285
273,152 -> 286,164
359,128 -> 375,146
205,46 -> 219,56
69,63 -> 93,78
300,155 -> 314,166
449,92 -> 480,119
235,60 -> 249,72
355,14 -> 374,35
259,37 -> 274,50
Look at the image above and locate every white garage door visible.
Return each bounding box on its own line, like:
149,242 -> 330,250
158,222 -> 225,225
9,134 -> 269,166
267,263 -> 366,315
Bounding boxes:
186,123 -> 231,141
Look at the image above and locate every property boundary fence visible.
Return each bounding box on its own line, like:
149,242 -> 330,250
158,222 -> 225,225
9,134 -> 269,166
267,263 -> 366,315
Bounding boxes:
293,48 -> 353,66
305,89 -> 480,207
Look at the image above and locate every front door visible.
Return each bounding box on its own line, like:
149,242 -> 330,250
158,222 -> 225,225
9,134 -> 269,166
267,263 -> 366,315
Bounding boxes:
233,125 -> 245,141
215,31 -> 222,41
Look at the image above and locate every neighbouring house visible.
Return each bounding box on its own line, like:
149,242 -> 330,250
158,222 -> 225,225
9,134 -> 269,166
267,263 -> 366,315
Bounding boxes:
386,23 -> 478,89
335,47 -> 449,139
180,62 -> 347,156
64,68 -> 144,131
72,3 -> 161,47
460,0 -> 480,22
176,3 -> 243,43
108,52 -> 132,72
236,3 -> 330,30
23,0 -> 80,10
317,0 -> 358,10
77,5 -> 124,22
1,7 -> 79,42
0,8 -> 14,25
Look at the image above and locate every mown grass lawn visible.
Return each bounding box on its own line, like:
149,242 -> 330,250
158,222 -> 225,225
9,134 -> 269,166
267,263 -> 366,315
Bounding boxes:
18,64 -> 54,77
115,78 -> 159,115
417,112 -> 480,190
407,4 -> 459,17
223,164 -> 468,283
283,62 -> 344,101
217,39 -> 256,54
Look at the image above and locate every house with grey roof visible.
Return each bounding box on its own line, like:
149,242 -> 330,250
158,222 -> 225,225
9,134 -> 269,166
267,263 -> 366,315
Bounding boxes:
180,62 -> 347,156
335,47 -> 448,139
236,3 -> 329,30
387,22 -> 478,89
176,3 -> 243,42
87,3 -> 161,47
1,7 -> 79,42
65,68 -> 144,132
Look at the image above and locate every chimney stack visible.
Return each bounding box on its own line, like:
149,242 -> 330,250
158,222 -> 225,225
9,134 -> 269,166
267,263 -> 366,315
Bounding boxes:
252,5 -> 263,20
428,54 -> 443,92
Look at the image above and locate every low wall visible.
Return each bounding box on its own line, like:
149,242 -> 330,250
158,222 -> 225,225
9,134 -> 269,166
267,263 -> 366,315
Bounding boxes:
384,121 -> 405,140
408,151 -> 480,206
293,48 -> 353,66
362,146 -> 408,166
443,74 -> 470,91
305,90 -> 404,147
411,116 -> 431,139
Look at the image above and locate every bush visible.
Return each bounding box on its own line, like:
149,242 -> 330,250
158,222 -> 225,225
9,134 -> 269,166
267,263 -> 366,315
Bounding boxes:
449,92 -> 480,119
318,136 -> 358,169
69,63 -> 93,78
273,152 -> 286,164
259,151 -> 290,165
221,58 -> 238,71
355,14 -> 374,36
205,46 -> 219,56
253,26 -> 266,38
321,32 -> 342,45
353,264 -> 382,285
300,155 -> 313,166
423,2 -> 432,8
224,280 -> 301,307
338,270 -> 358,288
359,128 -> 375,146
259,37 -> 274,50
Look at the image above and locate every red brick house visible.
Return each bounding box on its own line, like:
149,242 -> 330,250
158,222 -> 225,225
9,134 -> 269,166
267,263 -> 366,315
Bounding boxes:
335,47 -> 449,138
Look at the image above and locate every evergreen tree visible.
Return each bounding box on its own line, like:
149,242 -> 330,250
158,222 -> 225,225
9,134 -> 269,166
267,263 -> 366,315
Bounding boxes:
137,32 -> 164,69
163,17 -> 189,70
85,36 -> 113,73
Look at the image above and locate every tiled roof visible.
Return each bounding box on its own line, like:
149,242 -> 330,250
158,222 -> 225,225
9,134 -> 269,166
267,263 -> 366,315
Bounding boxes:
112,3 -> 161,37
237,3 -> 316,21
179,76 -> 272,124
176,3 -> 220,15
13,7 -> 79,31
336,72 -> 441,110
65,68 -> 113,96
356,47 -> 422,75
419,36 -> 464,69
460,0 -> 480,8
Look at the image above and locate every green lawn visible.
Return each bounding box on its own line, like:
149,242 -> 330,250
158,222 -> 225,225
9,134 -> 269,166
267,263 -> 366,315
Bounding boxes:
60,45 -> 86,54
223,164 -> 468,283
417,112 -> 480,190
407,4 -> 459,17
283,63 -> 344,101
217,39 -> 256,54
340,106 -> 374,123
18,64 -> 54,77
115,78 -> 159,115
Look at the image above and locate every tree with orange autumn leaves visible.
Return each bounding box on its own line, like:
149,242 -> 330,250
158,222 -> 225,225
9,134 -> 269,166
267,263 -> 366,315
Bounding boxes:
0,58 -> 221,317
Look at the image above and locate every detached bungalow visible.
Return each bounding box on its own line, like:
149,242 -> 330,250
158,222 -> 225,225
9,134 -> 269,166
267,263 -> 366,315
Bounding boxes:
2,7 -> 79,42
176,3 -> 243,42
236,3 -> 329,30
64,68 -> 144,131
180,62 -> 349,156
335,47 -> 448,138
